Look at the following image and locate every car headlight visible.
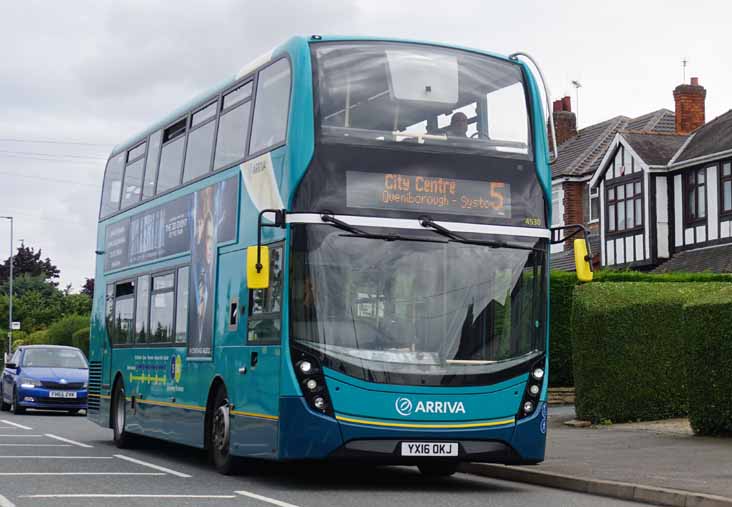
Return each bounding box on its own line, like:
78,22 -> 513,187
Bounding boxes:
19,377 -> 41,389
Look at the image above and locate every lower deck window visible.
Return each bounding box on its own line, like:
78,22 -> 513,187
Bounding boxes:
247,243 -> 283,344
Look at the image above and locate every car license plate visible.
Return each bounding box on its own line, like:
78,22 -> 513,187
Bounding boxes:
49,391 -> 77,399
401,442 -> 458,457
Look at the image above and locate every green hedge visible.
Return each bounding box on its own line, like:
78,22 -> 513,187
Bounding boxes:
571,282 -> 719,423
547,270 -> 732,389
72,326 -> 90,357
685,289 -> 732,435
549,272 -> 578,387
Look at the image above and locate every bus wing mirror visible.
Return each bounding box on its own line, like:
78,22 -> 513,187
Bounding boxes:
574,239 -> 593,282
247,246 -> 270,289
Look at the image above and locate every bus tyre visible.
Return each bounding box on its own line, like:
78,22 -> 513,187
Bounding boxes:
10,388 -> 24,415
112,383 -> 133,448
209,387 -> 235,475
418,462 -> 458,478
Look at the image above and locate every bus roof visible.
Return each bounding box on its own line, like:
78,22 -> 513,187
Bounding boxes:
110,35 -> 516,160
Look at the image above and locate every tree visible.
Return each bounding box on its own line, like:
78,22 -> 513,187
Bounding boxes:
81,278 -> 94,297
0,245 -> 60,288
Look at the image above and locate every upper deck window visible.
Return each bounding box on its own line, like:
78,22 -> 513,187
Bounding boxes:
157,118 -> 187,194
100,152 -> 125,219
313,42 -> 531,158
249,59 -> 291,155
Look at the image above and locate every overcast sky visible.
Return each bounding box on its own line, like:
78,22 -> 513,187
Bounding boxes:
1,0 -> 730,289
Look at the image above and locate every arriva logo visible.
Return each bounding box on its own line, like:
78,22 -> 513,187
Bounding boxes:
394,397 -> 466,416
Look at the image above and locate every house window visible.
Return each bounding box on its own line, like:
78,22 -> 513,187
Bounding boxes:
720,161 -> 732,215
551,187 -> 562,226
589,188 -> 599,222
685,168 -> 706,224
606,179 -> 642,233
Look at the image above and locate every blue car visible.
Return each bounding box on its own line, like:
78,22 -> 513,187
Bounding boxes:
1,345 -> 88,415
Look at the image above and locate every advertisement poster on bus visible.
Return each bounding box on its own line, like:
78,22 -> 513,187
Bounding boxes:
188,178 -> 238,357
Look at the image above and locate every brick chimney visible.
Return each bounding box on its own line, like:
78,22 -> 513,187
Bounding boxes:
673,77 -> 706,134
548,96 -> 577,148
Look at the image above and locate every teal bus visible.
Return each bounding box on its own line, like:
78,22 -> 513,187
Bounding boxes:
88,35 -> 591,476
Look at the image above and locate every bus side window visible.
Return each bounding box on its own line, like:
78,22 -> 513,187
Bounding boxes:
143,130 -> 162,200
105,283 -> 114,340
100,152 -> 125,218
247,244 -> 283,344
135,275 -> 150,344
149,272 -> 175,343
156,118 -> 187,195
121,141 -> 146,209
175,266 -> 190,344
249,59 -> 291,155
112,280 -> 135,346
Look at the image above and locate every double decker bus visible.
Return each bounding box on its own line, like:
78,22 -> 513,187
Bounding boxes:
88,35 -> 591,477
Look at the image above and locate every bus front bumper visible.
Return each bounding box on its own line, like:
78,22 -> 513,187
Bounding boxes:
279,396 -> 547,464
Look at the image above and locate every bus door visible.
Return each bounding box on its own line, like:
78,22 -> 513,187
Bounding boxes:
222,243 -> 283,457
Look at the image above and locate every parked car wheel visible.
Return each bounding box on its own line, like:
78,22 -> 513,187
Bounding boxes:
0,390 -> 9,411
10,388 -> 25,415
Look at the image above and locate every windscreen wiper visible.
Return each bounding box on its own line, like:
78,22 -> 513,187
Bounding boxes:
418,215 -> 544,252
320,213 -> 445,243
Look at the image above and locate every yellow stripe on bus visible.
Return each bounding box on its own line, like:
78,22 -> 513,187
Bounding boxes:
335,415 -> 515,429
230,410 -> 279,421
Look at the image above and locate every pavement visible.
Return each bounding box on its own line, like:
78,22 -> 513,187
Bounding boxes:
0,410 -> 643,507
466,405 -> 732,507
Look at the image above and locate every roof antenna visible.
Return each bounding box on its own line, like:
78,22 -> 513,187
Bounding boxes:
682,57 -> 688,83
571,80 -> 582,128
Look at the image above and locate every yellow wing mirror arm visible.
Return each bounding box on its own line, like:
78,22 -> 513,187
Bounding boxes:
549,223 -> 594,282
247,209 -> 286,289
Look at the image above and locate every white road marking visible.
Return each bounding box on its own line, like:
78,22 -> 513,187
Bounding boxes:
0,456 -> 112,459
0,420 -> 32,430
0,444 -> 71,447
0,494 -> 16,507
21,494 -> 236,499
0,472 -> 165,476
235,490 -> 301,507
45,433 -> 93,448
114,454 -> 192,478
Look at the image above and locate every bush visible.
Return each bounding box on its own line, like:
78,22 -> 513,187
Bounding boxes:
71,326 -> 90,357
571,282 -> 718,423
685,288 -> 732,436
46,315 -> 90,348
594,270 -> 732,283
549,271 -> 578,387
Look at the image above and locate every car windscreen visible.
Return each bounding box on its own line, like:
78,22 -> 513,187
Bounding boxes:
21,348 -> 88,369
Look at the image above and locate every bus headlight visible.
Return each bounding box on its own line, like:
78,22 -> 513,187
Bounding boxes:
523,401 -> 534,413
299,361 -> 313,374
291,349 -> 334,417
529,384 -> 540,396
532,368 -> 545,380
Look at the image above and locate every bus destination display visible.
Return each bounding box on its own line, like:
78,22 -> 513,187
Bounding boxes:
346,171 -> 511,218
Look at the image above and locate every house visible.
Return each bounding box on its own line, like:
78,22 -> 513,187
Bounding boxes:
548,96 -> 676,269
589,77 -> 732,272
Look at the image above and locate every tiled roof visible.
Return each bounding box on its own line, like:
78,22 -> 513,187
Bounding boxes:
622,132 -> 688,166
674,110 -> 732,163
653,243 -> 732,273
552,109 -> 675,179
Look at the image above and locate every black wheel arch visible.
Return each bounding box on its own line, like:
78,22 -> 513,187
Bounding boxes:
204,375 -> 227,451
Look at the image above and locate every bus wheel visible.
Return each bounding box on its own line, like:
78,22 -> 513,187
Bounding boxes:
209,387 -> 234,475
418,462 -> 458,478
112,383 -> 133,448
